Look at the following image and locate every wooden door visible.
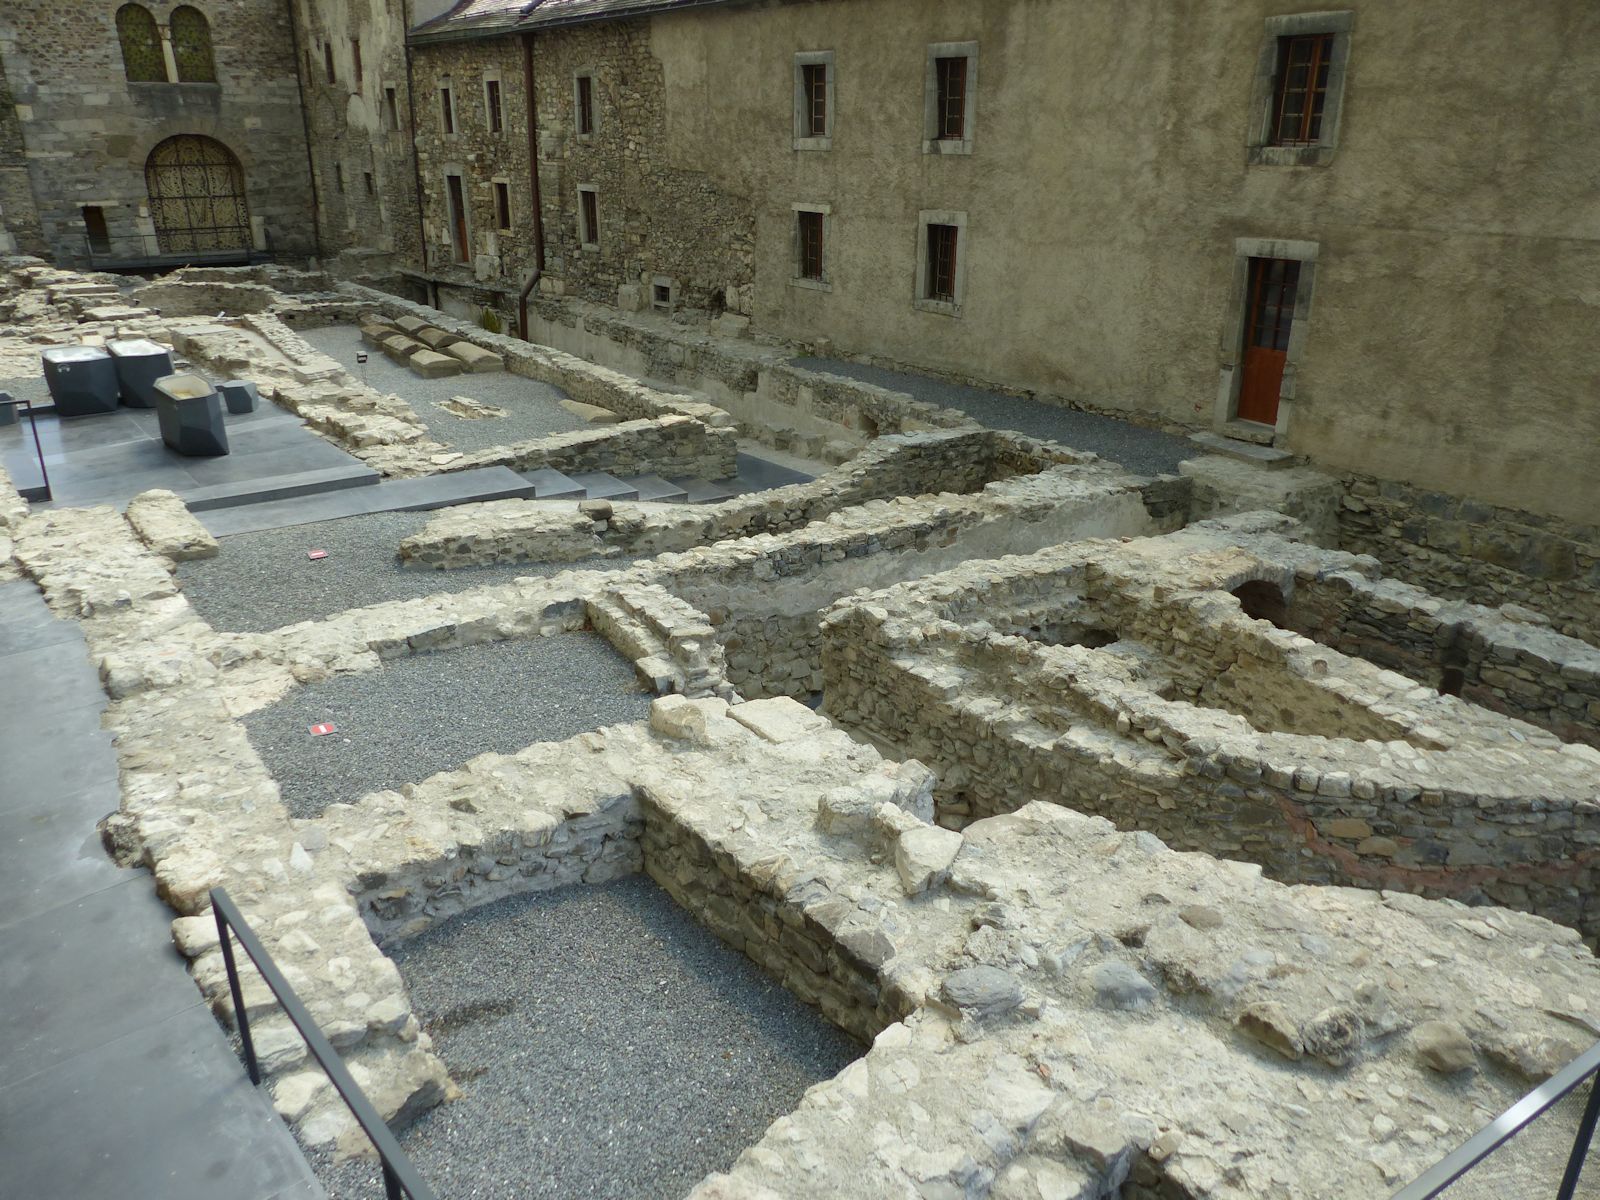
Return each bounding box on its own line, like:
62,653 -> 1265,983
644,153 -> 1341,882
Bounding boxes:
1237,256 -> 1301,425
447,175 -> 469,263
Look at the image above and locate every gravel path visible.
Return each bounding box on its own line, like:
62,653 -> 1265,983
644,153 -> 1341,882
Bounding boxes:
791,355 -> 1197,477
300,325 -> 590,453
244,635 -> 651,819
310,877 -> 862,1200
176,510 -> 630,633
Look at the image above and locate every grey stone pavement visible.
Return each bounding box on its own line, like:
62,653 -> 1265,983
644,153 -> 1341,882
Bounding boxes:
312,877 -> 861,1200
0,578 -> 323,1200
791,356 -> 1197,477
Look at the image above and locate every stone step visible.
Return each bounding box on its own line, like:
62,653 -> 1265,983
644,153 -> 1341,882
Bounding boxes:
622,473 -> 690,503
1187,430 -> 1296,468
669,476 -> 739,504
521,467 -> 585,500
180,462 -> 381,512
200,465 -> 536,535
567,471 -> 639,502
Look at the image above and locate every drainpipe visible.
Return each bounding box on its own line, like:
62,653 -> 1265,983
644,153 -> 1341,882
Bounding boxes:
517,29 -> 546,341
284,0 -> 324,263
401,0 -> 432,298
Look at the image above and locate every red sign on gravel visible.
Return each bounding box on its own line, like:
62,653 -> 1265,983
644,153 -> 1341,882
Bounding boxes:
309,722 -> 337,736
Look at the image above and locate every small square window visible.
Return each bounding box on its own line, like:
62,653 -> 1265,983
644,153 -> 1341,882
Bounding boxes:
494,181 -> 511,231
578,186 -> 599,248
486,78 -> 504,134
792,51 -> 834,150
440,85 -> 455,134
576,74 -> 595,136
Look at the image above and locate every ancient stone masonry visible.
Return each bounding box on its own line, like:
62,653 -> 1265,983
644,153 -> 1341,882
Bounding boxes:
0,49 -> 44,257
822,513 -> 1600,938
1340,472 -> 1600,647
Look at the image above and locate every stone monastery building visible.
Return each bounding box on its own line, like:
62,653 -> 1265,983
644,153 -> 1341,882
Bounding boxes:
0,3 -> 1599,1200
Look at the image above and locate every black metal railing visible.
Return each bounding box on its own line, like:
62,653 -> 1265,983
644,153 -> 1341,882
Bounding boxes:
210,887 -> 437,1200
0,392 -> 52,502
1392,1038 -> 1600,1199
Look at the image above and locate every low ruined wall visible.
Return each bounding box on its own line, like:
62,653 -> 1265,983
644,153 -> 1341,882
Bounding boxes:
1339,474 -> 1600,645
399,429 -> 1079,569
449,413 -> 736,481
639,788 -> 890,1044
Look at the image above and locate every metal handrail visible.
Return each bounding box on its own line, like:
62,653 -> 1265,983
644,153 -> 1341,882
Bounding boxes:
1391,1037 -> 1600,1199
209,887 -> 437,1200
0,393 -> 52,502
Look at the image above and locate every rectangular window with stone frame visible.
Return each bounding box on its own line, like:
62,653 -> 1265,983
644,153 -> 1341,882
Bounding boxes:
578,186 -> 600,249
486,78 -> 504,134
494,181 -> 512,231
793,51 -> 835,150
576,74 -> 596,137
1246,12 -> 1352,166
923,43 -> 977,155
440,84 -> 456,135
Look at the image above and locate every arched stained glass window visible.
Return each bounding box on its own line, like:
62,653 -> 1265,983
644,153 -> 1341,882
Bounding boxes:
171,6 -> 216,83
116,4 -> 165,83
145,135 -> 251,254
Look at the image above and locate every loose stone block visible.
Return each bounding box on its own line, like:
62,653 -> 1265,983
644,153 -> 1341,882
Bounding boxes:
409,349 -> 464,379
443,340 -> 505,374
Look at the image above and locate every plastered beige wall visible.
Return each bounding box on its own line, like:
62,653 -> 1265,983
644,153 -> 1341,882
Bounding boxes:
646,0 -> 1600,525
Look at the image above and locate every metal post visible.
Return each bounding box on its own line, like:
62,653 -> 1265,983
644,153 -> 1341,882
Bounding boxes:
213,905 -> 261,1086
1557,1074 -> 1600,1200
383,1160 -> 403,1200
23,399 -> 50,502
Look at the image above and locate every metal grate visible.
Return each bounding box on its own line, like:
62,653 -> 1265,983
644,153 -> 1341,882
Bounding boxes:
171,5 -> 216,83
936,56 -> 967,139
117,3 -> 165,82
145,135 -> 252,254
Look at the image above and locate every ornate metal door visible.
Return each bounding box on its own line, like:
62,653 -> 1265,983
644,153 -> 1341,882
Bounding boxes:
144,135 -> 251,254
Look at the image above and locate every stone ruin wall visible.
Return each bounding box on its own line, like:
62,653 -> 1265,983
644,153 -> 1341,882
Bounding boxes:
1340,472 -> 1600,646
821,523 -> 1600,941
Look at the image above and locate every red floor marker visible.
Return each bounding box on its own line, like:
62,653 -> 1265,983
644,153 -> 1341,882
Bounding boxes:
307,549 -> 329,561
309,722 -> 336,736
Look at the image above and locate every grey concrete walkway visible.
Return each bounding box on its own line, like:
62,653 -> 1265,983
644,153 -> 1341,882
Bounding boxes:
0,578 -> 323,1200
791,356 -> 1197,477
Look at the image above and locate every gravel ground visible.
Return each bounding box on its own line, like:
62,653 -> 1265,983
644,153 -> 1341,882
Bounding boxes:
243,634 -> 651,818
176,510 -> 631,633
791,355 -> 1197,477
310,877 -> 862,1200
300,324 -> 590,453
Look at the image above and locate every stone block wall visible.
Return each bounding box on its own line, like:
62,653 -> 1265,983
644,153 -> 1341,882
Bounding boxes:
0,50 -> 44,256
0,0 -> 316,263
1340,473 -> 1600,646
452,413 -> 736,481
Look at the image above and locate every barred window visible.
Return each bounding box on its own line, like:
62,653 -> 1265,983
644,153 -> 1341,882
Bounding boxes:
801,63 -> 827,137
576,75 -> 595,135
486,78 -> 504,133
935,56 -> 966,139
926,223 -> 957,302
797,210 -> 824,281
171,7 -> 216,84
116,4 -> 166,83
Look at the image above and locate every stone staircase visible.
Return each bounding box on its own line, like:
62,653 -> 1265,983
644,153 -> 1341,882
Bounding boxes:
522,466 -> 738,505
585,582 -> 737,701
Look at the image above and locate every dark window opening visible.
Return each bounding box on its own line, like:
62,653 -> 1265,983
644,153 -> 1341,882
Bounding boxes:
580,189 -> 599,246
384,87 -> 399,131
576,75 -> 594,135
170,6 -> 216,83
797,210 -> 824,281
116,4 -> 165,83
82,206 -> 111,254
324,42 -> 336,85
653,283 -> 672,307
926,223 -> 958,302
486,79 -> 503,133
364,171 -> 375,196
1231,580 -> 1289,628
1246,257 -> 1301,352
1271,33 -> 1334,146
440,86 -> 455,134
494,181 -> 511,231
936,56 -> 967,139
334,163 -> 344,194
446,174 -> 469,263
352,38 -> 363,89
801,63 -> 827,137
1438,633 -> 1470,697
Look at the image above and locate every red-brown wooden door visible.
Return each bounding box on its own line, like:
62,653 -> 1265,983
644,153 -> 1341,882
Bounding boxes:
1237,256 -> 1301,425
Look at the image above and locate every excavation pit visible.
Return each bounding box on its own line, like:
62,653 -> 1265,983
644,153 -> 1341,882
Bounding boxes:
310,876 -> 861,1200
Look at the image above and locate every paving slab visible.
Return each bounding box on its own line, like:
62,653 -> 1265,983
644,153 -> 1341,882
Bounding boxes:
197,466 -> 537,535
